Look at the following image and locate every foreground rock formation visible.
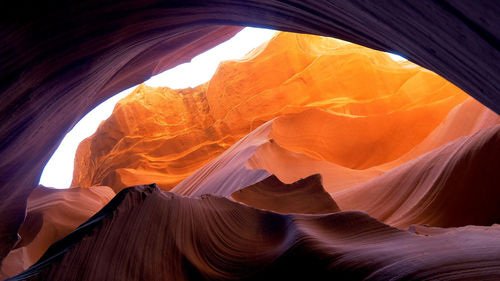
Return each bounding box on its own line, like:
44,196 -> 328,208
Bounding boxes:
8,185 -> 500,281
0,186 -> 114,279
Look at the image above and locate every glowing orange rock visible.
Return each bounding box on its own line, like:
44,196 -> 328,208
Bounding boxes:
334,124 -> 500,228
72,31 -> 470,193
7,32 -> 500,278
246,98 -> 500,193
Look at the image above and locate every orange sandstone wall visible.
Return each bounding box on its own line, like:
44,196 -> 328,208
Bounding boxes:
72,31 -> 470,193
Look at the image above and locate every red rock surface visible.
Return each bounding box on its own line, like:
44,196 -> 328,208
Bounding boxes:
0,24 -> 243,261
248,97 -> 500,193
0,186 -> 114,279
2,1 -> 499,265
2,1 -> 500,279
8,185 -> 500,281
4,30 -> 498,280
334,124 -> 500,229
230,174 -> 340,214
71,32 -> 469,193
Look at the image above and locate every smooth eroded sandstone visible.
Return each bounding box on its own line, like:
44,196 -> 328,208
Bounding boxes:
8,185 -> 500,281
230,174 -> 340,214
0,186 -> 114,279
334,124 -> 500,229
2,1 -> 499,264
72,32 -> 469,193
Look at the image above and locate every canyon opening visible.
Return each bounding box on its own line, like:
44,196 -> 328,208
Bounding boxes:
2,2 -> 500,280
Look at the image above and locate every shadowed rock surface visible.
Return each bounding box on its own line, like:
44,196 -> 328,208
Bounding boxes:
7,185 -> 500,281
231,174 -> 340,214
0,186 -> 115,279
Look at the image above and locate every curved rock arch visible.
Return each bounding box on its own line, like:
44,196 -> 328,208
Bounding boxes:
1,0 -> 499,262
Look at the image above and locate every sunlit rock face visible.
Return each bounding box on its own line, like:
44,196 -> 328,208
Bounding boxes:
72,32 -> 472,193
7,30 -> 500,280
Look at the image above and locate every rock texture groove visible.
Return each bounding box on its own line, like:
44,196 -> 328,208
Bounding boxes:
1,1 -> 500,279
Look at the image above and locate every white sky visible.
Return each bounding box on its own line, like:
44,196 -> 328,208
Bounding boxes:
39,27 -> 407,189
388,53 -> 407,61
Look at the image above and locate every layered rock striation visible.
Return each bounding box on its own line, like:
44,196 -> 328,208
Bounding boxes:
72,32 -> 470,193
230,174 -> 340,214
2,3 -> 500,278
4,30 -> 500,280
2,1 -> 499,264
0,186 -> 114,279
8,185 -> 500,281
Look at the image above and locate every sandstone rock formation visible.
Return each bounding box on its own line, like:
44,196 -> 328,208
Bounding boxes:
4,29 -> 499,280
0,24 -> 243,261
334,124 -> 500,229
2,1 -> 499,265
2,1 -> 500,279
8,185 -> 500,281
0,186 -> 114,279
72,32 -> 469,193
230,174 -> 340,214
247,97 -> 500,192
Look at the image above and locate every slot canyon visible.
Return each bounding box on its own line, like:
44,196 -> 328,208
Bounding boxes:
1,1 -> 500,280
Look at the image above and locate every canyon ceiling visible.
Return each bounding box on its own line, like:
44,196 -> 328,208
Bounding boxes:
1,1 -> 500,280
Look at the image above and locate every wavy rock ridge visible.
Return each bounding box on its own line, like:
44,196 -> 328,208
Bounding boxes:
0,186 -> 115,279
8,185 -> 500,281
4,29 -> 500,280
2,1 -> 500,268
231,174 -> 340,214
72,32 -> 470,193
